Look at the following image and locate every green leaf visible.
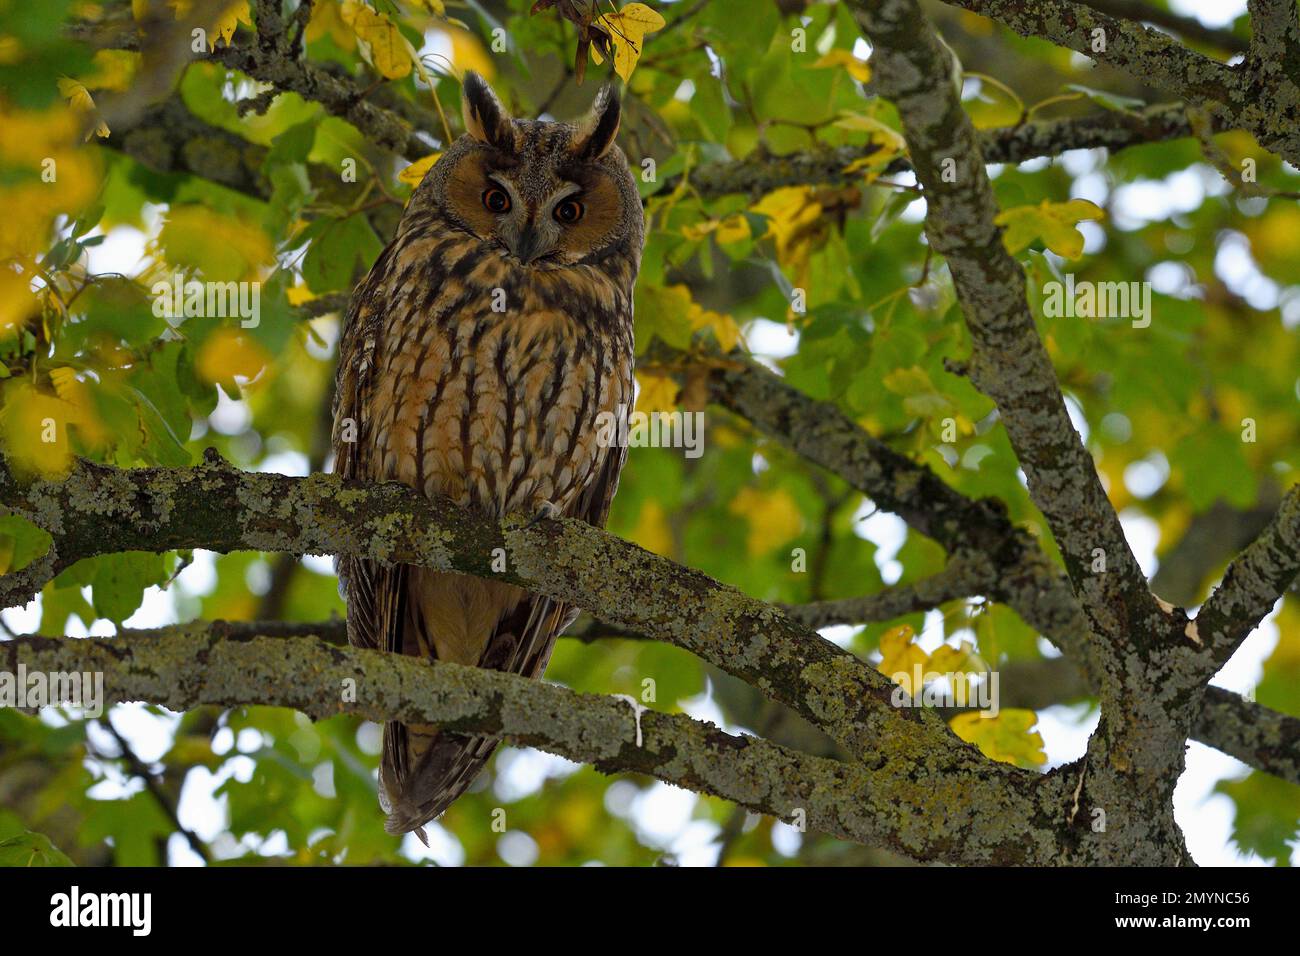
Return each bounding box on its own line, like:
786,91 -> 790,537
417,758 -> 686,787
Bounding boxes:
0,514 -> 52,574
1170,428 -> 1258,513
302,213 -> 383,293
1063,83 -> 1146,113
1215,772 -> 1300,865
0,830 -> 74,867
54,552 -> 171,626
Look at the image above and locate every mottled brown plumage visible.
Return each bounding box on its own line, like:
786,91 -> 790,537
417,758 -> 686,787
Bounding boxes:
331,73 -> 643,836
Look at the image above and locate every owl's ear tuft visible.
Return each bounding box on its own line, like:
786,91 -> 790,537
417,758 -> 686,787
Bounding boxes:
461,72 -> 515,151
571,85 -> 621,160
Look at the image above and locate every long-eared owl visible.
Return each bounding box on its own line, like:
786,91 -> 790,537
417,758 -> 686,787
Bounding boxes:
331,72 -> 643,836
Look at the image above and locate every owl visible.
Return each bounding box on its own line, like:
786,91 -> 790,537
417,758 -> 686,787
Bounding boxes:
331,72 -> 643,838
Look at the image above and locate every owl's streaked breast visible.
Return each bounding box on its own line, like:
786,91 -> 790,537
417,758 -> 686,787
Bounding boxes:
365,229 -> 634,518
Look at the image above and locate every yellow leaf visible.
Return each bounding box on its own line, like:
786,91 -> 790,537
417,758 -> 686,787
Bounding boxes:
928,640 -> 986,676
750,186 -> 823,286
209,1 -> 252,49
728,487 -> 803,558
47,367 -> 109,449
630,499 -> 673,556
196,328 -> 271,384
0,383 -> 77,478
57,77 -> 110,139
635,371 -> 678,413
877,624 -> 928,694
928,639 -> 988,697
0,105 -> 101,259
949,709 -> 1046,769
590,2 -> 666,82
811,49 -> 871,83
408,0 -> 445,14
341,0 -> 416,80
429,26 -> 495,80
0,269 -> 39,337
686,301 -> 741,352
397,152 -> 442,186
86,50 -> 140,91
682,213 -> 750,244
285,284 -> 317,306
306,0 -> 357,50
995,198 -> 1105,260
833,112 -> 907,159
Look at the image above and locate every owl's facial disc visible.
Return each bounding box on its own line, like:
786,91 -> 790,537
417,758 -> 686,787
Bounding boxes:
479,176 -> 603,268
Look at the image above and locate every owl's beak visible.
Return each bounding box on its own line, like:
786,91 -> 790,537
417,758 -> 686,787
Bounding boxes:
510,224 -> 546,265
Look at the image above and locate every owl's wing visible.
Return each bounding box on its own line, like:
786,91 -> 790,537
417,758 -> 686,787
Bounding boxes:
331,243 -> 399,651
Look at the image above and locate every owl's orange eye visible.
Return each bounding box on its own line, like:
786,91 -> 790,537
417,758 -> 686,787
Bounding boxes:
482,187 -> 511,214
553,199 -> 584,224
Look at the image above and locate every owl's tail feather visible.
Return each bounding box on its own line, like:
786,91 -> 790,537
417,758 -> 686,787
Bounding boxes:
379,721 -> 501,836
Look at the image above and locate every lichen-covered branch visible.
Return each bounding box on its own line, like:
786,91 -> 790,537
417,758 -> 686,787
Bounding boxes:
1,622 -> 1056,863
1194,484 -> 1300,669
941,0 -> 1242,102
781,558 -> 992,630
851,0 -> 1163,653
1196,686 -> 1300,786
677,349 -> 1296,783
1081,0 -> 1249,54
0,455 -> 986,777
942,0 -> 1300,167
683,351 -> 1099,672
67,11 -> 434,160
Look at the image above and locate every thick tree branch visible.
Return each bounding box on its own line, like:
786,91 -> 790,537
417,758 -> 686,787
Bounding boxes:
1081,0 -> 1249,54
1196,686 -> 1300,786
189,610 -> 1300,786
0,455 -> 986,778
852,0 -> 1163,652
1248,0 -> 1300,68
1,623 -> 1056,864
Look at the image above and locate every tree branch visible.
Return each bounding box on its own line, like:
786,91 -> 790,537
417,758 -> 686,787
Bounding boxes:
942,0 -> 1300,167
941,0 -> 1242,101
0,623 -> 1054,864
1196,686 -> 1300,786
1194,484 -> 1300,668
1081,0 -> 1249,54
781,557 -> 991,630
852,0 -> 1164,652
0,454 -> 982,776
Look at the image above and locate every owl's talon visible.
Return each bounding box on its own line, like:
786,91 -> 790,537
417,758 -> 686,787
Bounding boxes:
524,501 -> 562,529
